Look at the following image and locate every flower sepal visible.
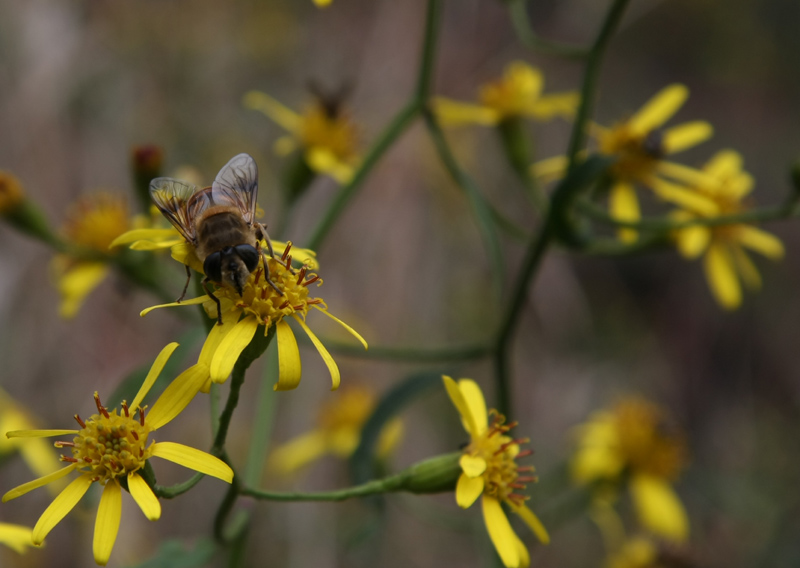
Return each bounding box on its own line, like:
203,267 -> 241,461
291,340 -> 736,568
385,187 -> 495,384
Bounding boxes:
393,451 -> 462,494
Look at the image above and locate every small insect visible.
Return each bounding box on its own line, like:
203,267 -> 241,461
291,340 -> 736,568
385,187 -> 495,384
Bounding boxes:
149,153 -> 282,324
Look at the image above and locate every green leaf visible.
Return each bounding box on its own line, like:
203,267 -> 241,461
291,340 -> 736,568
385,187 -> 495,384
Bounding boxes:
124,538 -> 217,568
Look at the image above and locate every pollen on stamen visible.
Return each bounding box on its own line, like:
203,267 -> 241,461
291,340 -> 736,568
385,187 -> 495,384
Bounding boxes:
94,392 -> 110,419
74,414 -> 86,428
54,441 -> 75,448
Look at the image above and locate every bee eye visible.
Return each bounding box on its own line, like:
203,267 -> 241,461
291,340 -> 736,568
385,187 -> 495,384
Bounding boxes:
203,251 -> 223,282
234,244 -> 260,272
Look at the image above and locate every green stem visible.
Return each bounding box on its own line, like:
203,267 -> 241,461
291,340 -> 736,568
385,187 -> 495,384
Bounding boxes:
507,0 -> 590,59
153,472 -> 205,499
415,0 -> 443,100
243,342 -> 279,486
315,339 -> 491,362
242,477 -> 404,502
566,0 -> 632,172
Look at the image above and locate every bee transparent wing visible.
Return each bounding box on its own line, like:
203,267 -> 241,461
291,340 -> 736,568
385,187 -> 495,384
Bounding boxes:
149,177 -> 200,244
210,153 -> 258,225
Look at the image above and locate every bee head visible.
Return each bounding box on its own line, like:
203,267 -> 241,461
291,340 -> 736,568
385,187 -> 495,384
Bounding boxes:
204,245 -> 261,296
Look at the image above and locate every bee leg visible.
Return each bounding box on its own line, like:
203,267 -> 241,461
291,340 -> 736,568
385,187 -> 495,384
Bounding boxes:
256,242 -> 285,296
202,277 -> 223,325
177,264 -> 191,303
256,223 -> 276,258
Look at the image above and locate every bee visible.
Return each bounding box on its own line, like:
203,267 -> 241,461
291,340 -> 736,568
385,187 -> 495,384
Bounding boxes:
149,153 -> 282,324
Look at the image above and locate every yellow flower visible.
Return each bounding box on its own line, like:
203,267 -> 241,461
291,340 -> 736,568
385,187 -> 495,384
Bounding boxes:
0,388 -> 62,487
141,241 -> 366,392
51,192 -> 144,319
443,376 -> 549,568
594,84 -> 715,242
0,523 -> 36,554
605,536 -> 659,568
243,90 -> 360,184
669,150 -> 784,310
312,0 -> 332,6
434,61 -> 578,126
0,171 -> 25,215
1,343 -> 232,566
571,396 -> 689,543
269,384 -> 403,474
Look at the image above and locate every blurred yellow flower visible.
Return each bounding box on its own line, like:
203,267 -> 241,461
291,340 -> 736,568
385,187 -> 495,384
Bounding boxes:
243,90 -> 359,184
669,150 -> 784,310
0,388 -> 61,488
0,523 -> 36,554
605,536 -> 659,568
594,84 -> 714,242
1,343 -> 232,566
434,61 -> 578,126
141,241 -> 366,392
313,0 -> 332,6
443,376 -> 549,568
0,171 -> 25,215
51,192 -> 148,319
269,384 -> 403,474
571,396 -> 689,543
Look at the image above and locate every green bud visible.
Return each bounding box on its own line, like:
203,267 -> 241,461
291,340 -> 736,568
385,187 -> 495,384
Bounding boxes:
497,117 -> 533,179
393,452 -> 462,494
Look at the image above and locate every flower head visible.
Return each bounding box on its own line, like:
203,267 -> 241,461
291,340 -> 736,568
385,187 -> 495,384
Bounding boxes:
594,84 -> 714,242
443,376 -> 549,568
434,61 -> 578,126
669,150 -> 784,310
243,90 -> 360,184
51,192 -> 143,318
1,343 -> 232,566
0,171 -> 25,215
141,241 -> 366,392
269,384 -> 403,474
571,396 -> 689,543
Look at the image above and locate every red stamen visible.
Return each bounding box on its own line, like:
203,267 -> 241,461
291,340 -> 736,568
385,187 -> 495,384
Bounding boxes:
509,483 -> 527,489
139,407 -> 145,426
296,267 -> 307,285
507,493 -> 527,506
54,441 -> 75,448
74,414 -> 86,428
139,448 -> 144,458
109,459 -> 118,470
302,274 -> 320,287
293,304 -> 305,311
122,401 -> 130,417
515,449 -> 533,458
517,466 -> 535,472
131,430 -> 139,441
282,242 -> 292,261
84,457 -> 93,463
307,299 -> 323,305
254,267 -> 263,284
261,286 -> 268,300
278,300 -> 290,310
516,476 -> 536,483
94,392 -> 110,419
61,456 -> 78,463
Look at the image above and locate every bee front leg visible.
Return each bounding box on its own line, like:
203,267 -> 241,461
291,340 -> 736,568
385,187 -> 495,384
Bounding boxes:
177,264 -> 192,303
256,223 -> 276,258
256,241 -> 285,296
202,277 -> 223,326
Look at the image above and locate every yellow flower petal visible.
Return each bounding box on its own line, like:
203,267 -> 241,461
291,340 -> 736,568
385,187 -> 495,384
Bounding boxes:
6,429 -> 78,438
140,295 -> 207,317
704,149 -> 742,179
210,316 -> 260,383
292,315 -> 340,391
2,464 -> 77,502
55,261 -> 109,319
482,495 -> 522,568
197,309 -> 243,367
376,418 -> 404,459
273,135 -> 298,157
530,155 -> 568,185
662,121 -> 713,154
274,320 -> 302,391
649,178 -> 719,216
32,474 -> 93,545
704,243 -> 741,310
736,226 -> 784,259
109,228 -> 179,248
269,431 -> 328,474
433,97 -> 500,126
629,474 -> 689,543
513,503 -> 550,544
130,342 -> 179,410
456,472 -> 485,509
628,84 -> 688,135
457,379 -> 488,435
313,306 -> 369,349
170,242 -> 204,273
243,90 -> 302,133
93,481 -> 122,566
656,161 -> 718,188
328,428 -> 360,457
609,182 -> 640,243
149,442 -> 233,482
528,92 -> 580,119
441,376 -> 478,437
146,363 -> 209,430
129,238 -> 183,251
305,148 -> 354,185
731,245 -> 761,290
459,454 -> 488,478
313,0 -> 332,7
128,472 -> 161,521
674,224 -> 711,259
0,522 -> 34,554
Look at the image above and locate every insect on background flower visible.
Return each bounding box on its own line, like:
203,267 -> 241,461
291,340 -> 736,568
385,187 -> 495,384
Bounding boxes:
1,343 -> 232,566
443,376 -> 549,568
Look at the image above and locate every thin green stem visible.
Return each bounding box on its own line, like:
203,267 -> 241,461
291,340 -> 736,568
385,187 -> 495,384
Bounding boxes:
566,0 -> 632,172
415,0 -> 443,100
153,472 -> 205,499
243,342 -> 279,486
316,339 -> 491,362
241,476 -> 403,502
507,0 -> 590,59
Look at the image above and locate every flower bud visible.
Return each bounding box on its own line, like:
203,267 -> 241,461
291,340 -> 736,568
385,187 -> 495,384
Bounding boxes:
394,452 -> 462,494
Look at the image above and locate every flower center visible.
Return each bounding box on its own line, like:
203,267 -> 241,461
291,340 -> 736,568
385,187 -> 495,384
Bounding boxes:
601,125 -> 664,182
300,103 -> 359,161
217,242 -> 326,327
60,393 -> 151,484
63,192 -> 131,252
467,412 -> 536,506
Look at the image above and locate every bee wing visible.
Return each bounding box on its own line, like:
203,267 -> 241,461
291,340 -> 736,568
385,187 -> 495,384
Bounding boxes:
149,177 -> 200,244
210,153 -> 258,225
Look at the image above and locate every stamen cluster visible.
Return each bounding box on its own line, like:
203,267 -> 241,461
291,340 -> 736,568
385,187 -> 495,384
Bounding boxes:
63,393 -> 150,483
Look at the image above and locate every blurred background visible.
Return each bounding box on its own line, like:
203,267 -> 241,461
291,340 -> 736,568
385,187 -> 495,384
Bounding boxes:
1,0 -> 799,566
